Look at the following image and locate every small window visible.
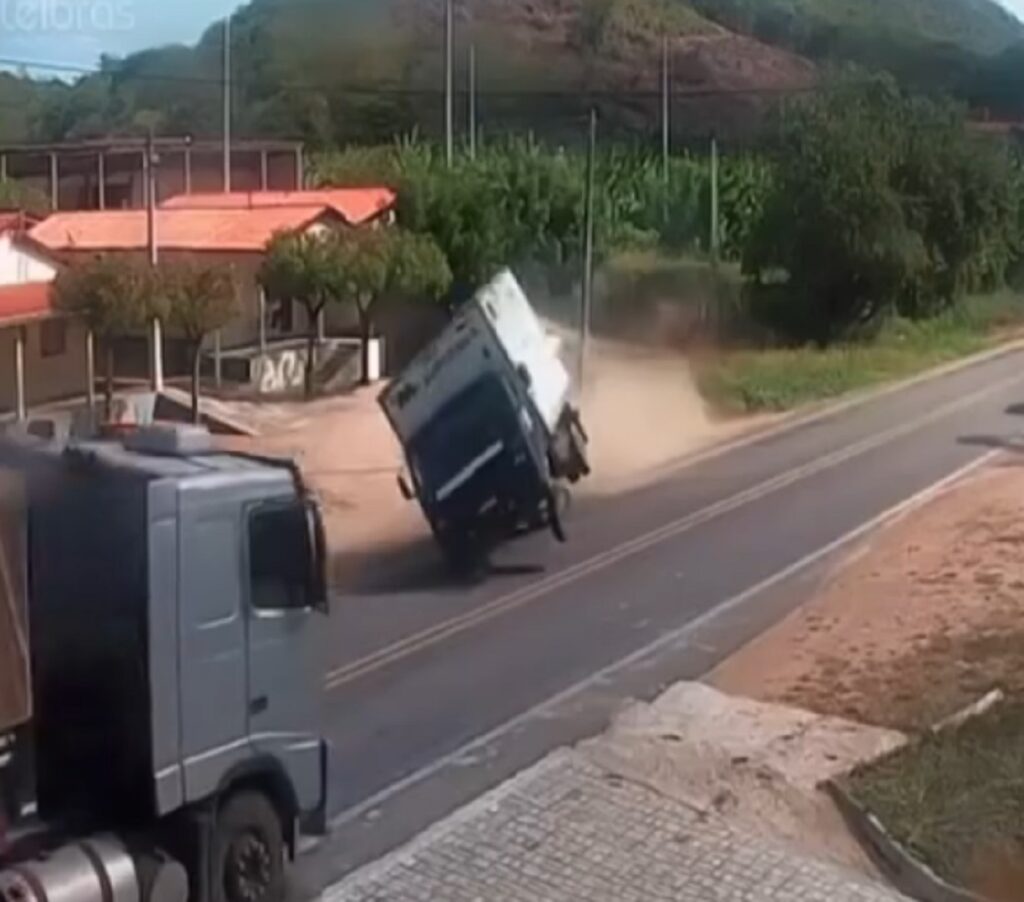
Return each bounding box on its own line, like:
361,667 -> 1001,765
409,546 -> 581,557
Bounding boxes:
39,320 -> 67,358
248,502 -> 313,611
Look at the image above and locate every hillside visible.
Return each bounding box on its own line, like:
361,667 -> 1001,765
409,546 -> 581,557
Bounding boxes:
692,0 -> 1022,55
1,0 -> 1022,148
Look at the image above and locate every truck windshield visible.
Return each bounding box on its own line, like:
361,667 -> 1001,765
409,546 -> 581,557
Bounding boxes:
407,376 -> 519,498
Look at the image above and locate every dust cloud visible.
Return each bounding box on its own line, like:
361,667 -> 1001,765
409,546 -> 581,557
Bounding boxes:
577,339 -> 719,489
546,319 -> 749,493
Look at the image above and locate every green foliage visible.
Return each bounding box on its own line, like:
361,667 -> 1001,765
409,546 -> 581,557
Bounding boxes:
52,254 -> 156,338
326,226 -> 452,382
260,230 -> 344,398
159,260 -> 240,421
260,231 -> 341,315
697,292 -> 1024,412
53,254 -> 161,417
162,260 -> 240,342
691,0 -> 1021,56
0,181 -> 51,217
313,138 -> 771,298
744,78 -> 1021,345
260,226 -> 451,388
8,0 -> 1020,147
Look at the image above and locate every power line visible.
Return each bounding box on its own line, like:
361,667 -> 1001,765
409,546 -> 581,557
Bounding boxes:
0,54 -> 824,101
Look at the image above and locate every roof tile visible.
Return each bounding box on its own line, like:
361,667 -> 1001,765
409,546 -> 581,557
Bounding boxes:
29,206 -> 337,253
161,188 -> 396,226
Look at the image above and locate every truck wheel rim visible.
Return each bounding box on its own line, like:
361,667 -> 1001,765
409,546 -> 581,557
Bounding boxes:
225,832 -> 272,902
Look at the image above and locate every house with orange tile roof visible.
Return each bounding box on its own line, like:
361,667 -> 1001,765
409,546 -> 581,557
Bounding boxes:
24,188 -> 403,404
160,188 -> 397,227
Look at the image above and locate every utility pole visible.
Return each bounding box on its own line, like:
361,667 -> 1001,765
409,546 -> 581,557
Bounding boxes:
468,42 -> 477,160
709,132 -> 720,263
661,35 -> 670,195
444,0 -> 454,168
146,129 -> 164,393
223,15 -> 232,192
146,129 -> 158,268
707,132 -> 721,332
579,108 -> 597,392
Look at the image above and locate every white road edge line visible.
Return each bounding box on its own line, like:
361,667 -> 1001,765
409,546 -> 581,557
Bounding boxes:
325,447 -> 1000,833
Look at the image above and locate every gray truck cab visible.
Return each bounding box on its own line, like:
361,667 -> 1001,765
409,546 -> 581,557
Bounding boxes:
0,425 -> 328,902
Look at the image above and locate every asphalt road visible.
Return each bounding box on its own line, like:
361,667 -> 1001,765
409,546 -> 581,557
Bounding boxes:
297,347 -> 1024,892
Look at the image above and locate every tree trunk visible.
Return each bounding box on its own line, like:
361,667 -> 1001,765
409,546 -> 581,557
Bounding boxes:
104,339 -> 115,423
305,327 -> 317,401
358,308 -> 373,387
190,341 -> 203,425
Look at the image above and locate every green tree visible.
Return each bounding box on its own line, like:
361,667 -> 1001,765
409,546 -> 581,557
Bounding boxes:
161,260 -> 240,423
52,255 -> 156,419
331,228 -> 452,384
260,231 -> 344,400
0,181 -> 51,217
743,77 -> 1019,344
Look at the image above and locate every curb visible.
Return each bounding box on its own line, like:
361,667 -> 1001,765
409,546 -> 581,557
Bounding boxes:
825,691 -> 1013,902
644,336 -> 1024,482
155,389 -> 257,437
825,781 -> 986,902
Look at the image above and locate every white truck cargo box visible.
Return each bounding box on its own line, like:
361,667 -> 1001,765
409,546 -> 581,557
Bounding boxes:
381,270 -> 570,443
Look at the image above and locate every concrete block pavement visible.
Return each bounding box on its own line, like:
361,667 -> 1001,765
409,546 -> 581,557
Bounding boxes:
325,750 -> 906,902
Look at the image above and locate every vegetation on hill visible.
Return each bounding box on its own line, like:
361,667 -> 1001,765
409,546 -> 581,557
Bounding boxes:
1,0 -> 1022,148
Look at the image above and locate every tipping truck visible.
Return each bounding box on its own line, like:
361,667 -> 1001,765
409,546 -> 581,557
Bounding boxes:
0,424 -> 329,902
380,269 -> 590,566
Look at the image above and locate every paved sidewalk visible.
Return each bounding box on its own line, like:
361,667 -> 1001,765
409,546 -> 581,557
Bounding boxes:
327,751 -> 906,902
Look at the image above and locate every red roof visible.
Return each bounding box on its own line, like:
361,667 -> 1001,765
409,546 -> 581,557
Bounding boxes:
30,206 -> 339,254
0,282 -> 52,325
161,188 -> 396,226
0,211 -> 38,235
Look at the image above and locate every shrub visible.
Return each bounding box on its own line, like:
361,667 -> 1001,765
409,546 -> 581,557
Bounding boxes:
744,77 -> 1021,345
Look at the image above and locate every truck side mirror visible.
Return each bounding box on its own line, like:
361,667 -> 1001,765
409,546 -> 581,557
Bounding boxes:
397,473 -> 415,501
306,502 -> 329,615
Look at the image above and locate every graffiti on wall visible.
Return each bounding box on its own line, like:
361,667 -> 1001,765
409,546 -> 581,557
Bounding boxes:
254,347 -> 309,395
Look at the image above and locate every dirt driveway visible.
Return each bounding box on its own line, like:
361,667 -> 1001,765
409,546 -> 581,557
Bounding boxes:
711,456 -> 1024,732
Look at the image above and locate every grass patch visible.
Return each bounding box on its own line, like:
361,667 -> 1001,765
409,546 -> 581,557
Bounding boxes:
696,292 -> 1024,413
847,699 -> 1024,890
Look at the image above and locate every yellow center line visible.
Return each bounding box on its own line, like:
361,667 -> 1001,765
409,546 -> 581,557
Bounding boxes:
324,372 -> 1020,691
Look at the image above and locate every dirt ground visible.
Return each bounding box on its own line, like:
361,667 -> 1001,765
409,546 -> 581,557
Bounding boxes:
581,682 -> 903,878
215,339 -> 751,584
577,338 -> 771,492
711,456 -> 1024,733
215,390 -> 429,586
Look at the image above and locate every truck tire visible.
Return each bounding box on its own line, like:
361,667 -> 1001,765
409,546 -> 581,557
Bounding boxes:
548,485 -> 569,543
212,792 -> 285,902
566,410 -> 591,483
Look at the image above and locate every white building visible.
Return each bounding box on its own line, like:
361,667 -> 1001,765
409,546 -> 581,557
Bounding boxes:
0,215 -> 90,420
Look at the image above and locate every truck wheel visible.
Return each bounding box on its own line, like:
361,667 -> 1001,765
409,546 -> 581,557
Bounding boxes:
213,792 -> 285,902
548,485 -> 569,543
567,413 -> 591,482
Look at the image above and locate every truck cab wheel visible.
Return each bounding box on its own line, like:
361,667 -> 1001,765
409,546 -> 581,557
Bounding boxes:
213,792 -> 285,902
548,485 -> 570,543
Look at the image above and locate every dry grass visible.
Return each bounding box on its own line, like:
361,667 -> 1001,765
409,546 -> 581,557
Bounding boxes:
848,701 -> 1024,894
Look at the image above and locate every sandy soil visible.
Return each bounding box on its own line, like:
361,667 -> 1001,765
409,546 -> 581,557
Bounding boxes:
711,457 -> 1024,732
215,338 -> 755,584
577,338 -> 771,493
580,682 -> 903,878
216,390 -> 429,586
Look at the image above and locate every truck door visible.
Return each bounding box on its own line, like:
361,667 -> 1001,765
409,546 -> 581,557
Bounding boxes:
244,499 -> 325,815
178,488 -> 249,802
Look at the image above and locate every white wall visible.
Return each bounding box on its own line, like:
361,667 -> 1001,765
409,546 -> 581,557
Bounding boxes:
0,235 -> 58,287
